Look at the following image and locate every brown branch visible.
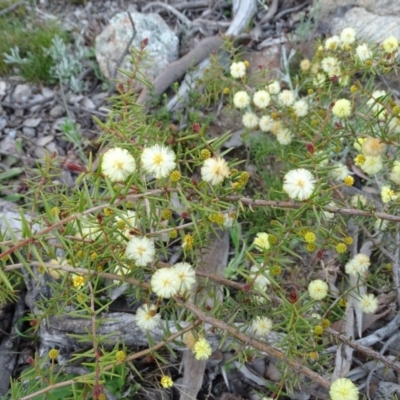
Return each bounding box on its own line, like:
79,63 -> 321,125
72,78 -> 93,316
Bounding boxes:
326,327 -> 400,374
179,299 -> 331,389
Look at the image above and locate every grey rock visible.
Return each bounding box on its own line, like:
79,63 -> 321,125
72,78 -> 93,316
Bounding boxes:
0,81 -> 7,97
13,84 -> 32,103
330,7 -> 400,42
82,97 -> 95,109
23,118 -> 42,128
318,0 -> 400,18
0,117 -> 7,131
49,105 -> 65,118
22,127 -> 36,138
95,11 -> 179,89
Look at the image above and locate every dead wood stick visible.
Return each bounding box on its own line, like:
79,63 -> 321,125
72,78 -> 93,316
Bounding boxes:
137,35 -> 223,108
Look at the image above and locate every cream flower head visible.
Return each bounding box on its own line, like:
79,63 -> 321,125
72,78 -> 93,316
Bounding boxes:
329,378 -> 359,400
367,90 -> 386,114
357,293 -> 378,314
173,262 -> 196,293
125,236 -> 155,266
233,91 -> 250,109
283,168 -> 316,200
242,112 -> 259,129
389,160 -> 400,184
330,163 -> 350,181
230,61 -> 246,78
259,115 -> 274,132
276,128 -> 293,145
293,99 -> 309,117
253,90 -> 271,108
193,338 -> 213,360
151,267 -> 180,298
340,27 -> 356,45
360,155 -> 383,174
278,90 -> 295,107
201,157 -> 230,185
141,144 -> 176,179
356,43 -> 372,61
332,99 -> 351,118
308,280 -> 329,300
266,80 -> 281,94
251,316 -> 273,336
102,147 -> 136,182
382,35 -> 399,53
249,264 -> 271,291
381,185 -> 398,203
253,232 -> 270,251
135,304 -> 161,331
325,35 -> 340,50
345,253 -> 370,276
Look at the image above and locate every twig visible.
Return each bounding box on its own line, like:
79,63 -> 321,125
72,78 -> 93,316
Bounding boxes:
392,227 -> 400,305
0,0 -> 25,17
273,1 -> 309,20
180,299 -> 331,389
1,95 -> 54,110
142,1 -> 193,27
260,0 -> 279,24
172,0 -> 210,10
326,327 -> 400,374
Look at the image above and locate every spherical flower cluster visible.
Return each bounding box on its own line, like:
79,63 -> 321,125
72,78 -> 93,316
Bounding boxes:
102,147 -> 136,182
340,27 -> 356,45
344,176 -> 354,186
278,90 -> 295,106
330,163 -> 350,180
266,80 -> 280,94
161,375 -> 174,389
381,185 -> 397,203
325,35 -> 340,50
259,115 -> 274,132
151,267 -> 180,298
253,232 -> 270,251
201,157 -> 230,185
357,293 -> 378,314
375,218 -> 388,232
308,280 -> 329,300
253,90 -> 271,108
345,253 -> 370,276
332,99 -> 351,118
276,128 -> 293,145
250,264 -> 271,291
361,136 -> 386,157
283,168 -> 316,200
389,116 -> 400,134
135,304 -> 161,330
233,91 -> 250,109
115,350 -> 126,362
48,348 -> 59,360
390,160 -> 400,184
321,56 -> 340,76
367,90 -> 386,114
300,58 -> 310,71
356,43 -> 372,61
72,274 -> 85,289
125,236 -> 155,266
293,99 -> 309,117
251,316 -> 273,336
173,262 -> 196,292
360,155 -> 383,174
382,35 -> 399,53
242,112 -> 259,129
304,231 -> 316,243
230,61 -> 246,78
329,378 -> 359,400
193,338 -> 213,360
141,144 -> 176,179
